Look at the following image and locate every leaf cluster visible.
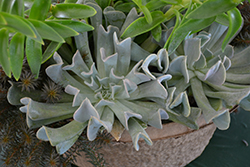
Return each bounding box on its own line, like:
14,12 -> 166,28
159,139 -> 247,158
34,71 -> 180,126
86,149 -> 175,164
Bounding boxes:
0,65 -> 111,167
231,0 -> 250,47
0,0 -> 96,81
119,0 -> 244,54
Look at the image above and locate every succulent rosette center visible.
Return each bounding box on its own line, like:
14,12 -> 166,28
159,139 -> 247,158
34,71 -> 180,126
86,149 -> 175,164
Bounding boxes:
15,27 -> 170,154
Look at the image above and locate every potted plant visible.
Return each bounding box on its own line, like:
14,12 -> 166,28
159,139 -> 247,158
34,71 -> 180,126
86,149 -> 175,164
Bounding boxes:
2,0 -> 250,166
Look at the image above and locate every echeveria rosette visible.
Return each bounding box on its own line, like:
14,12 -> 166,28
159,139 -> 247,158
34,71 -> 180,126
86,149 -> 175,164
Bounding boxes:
142,48 -> 201,129
227,46 -> 250,111
149,22 -> 250,130
18,28 -> 169,154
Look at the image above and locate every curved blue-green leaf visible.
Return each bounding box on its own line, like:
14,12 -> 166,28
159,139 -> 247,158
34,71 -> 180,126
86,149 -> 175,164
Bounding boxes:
0,28 -> 11,77
25,37 -> 42,78
29,0 -> 51,21
9,33 -> 25,80
121,11 -> 166,39
187,0 -> 242,19
222,8 -> 242,51
128,118 -> 152,151
52,3 -> 96,19
37,121 -> 87,146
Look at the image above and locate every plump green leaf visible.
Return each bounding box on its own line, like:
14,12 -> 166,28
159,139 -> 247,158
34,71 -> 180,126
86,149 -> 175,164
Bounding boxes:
121,11 -> 166,39
114,2 -> 137,13
151,24 -> 162,42
95,0 -> 111,9
29,19 -> 65,43
12,0 -> 24,17
0,14 -> 7,25
45,21 -> 79,39
222,7 -> 242,51
52,3 -> 96,19
0,28 -> 11,77
51,20 -> 94,33
9,33 -> 25,80
21,18 -> 43,44
29,0 -> 51,21
164,9 -> 181,50
146,0 -> 169,11
64,0 -> 77,3
160,0 -> 180,5
215,13 -> 229,26
168,16 -> 216,54
1,0 -> 16,13
187,0 -> 242,19
0,12 -> 36,38
141,5 -> 152,24
42,41 -> 62,63
25,37 -> 42,78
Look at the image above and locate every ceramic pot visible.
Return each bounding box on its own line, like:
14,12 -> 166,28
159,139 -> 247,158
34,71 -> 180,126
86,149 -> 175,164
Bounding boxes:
74,117 -> 216,167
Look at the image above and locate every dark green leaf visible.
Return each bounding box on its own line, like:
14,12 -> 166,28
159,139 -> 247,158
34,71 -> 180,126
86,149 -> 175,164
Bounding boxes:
215,13 -> 229,26
29,19 -> 65,43
222,7 -> 242,51
9,33 -> 25,80
95,0 -> 111,10
187,0 -> 242,19
64,0 -> 77,3
0,28 -> 11,77
0,12 -> 36,38
146,0 -> 169,11
51,20 -> 94,33
121,11 -> 166,39
52,4 -> 96,19
45,21 -> 79,38
21,18 -> 43,44
12,0 -> 24,17
29,0 -> 51,21
26,37 -> 42,78
151,24 -> 162,42
141,5 -> 152,24
114,2 -> 137,13
164,9 -> 181,50
1,0 -> 16,13
160,0 -> 180,5
42,41 -> 62,63
168,16 -> 216,54
0,14 -> 7,25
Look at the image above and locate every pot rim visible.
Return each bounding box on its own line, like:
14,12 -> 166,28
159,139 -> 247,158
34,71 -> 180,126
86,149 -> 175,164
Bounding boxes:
119,116 -> 214,142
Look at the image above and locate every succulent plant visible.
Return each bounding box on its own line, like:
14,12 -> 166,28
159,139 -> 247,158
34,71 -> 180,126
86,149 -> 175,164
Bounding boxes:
7,4 -> 173,154
6,0 -> 250,159
144,22 -> 250,130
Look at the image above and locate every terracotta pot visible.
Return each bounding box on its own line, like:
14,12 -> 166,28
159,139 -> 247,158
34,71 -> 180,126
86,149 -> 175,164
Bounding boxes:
74,117 -> 216,167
